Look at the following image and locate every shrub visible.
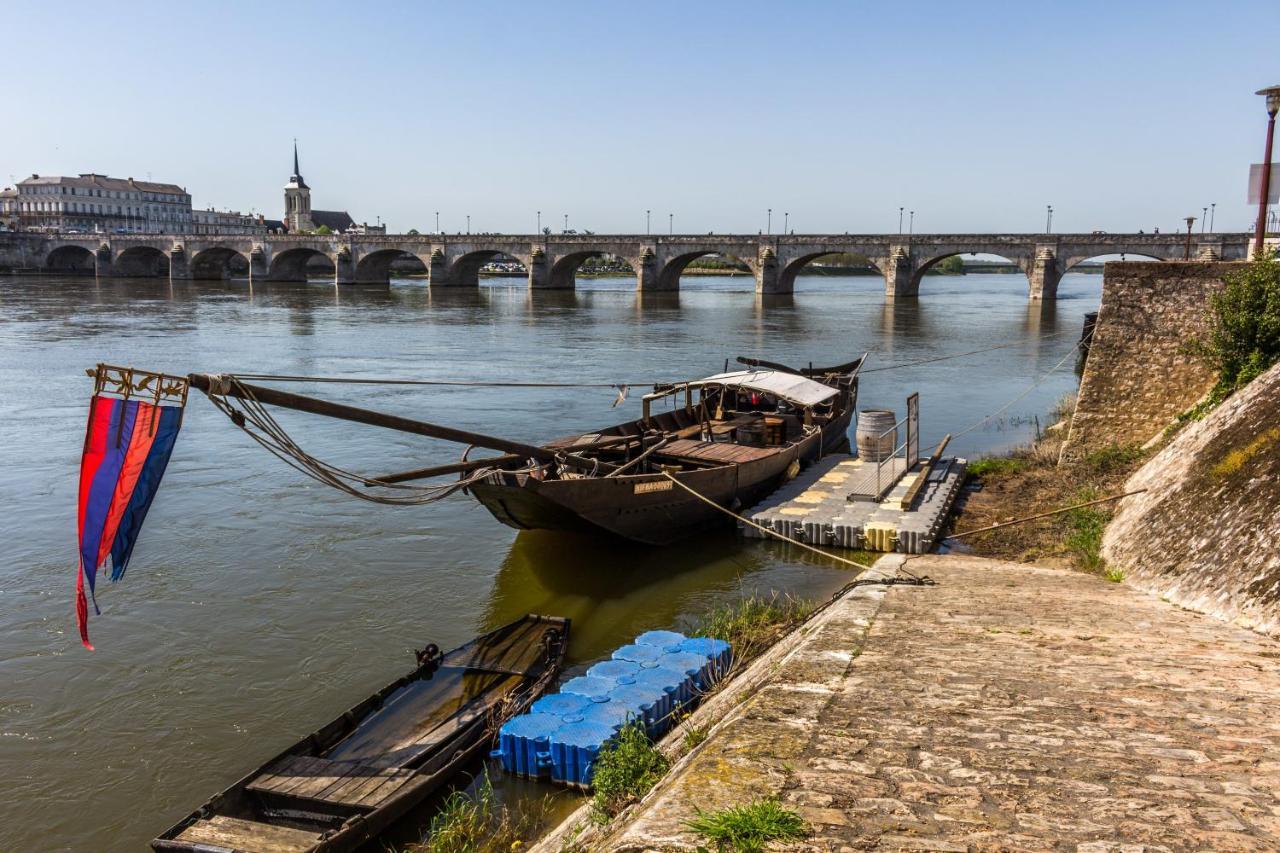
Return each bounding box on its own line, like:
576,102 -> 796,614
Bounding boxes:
684,797 -> 808,851
590,723 -> 669,823
1193,252 -> 1280,403
1064,487 -> 1109,573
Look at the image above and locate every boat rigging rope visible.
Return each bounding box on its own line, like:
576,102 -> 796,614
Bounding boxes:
859,328 -> 1082,375
659,471 -> 934,584
200,375 -> 533,506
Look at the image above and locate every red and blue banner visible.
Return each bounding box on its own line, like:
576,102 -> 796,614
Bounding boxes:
76,368 -> 185,649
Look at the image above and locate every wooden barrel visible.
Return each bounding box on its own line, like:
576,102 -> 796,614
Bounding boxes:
856,409 -> 897,461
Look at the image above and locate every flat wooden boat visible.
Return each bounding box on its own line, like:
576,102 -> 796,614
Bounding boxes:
151,614 -> 569,853
468,356 -> 864,545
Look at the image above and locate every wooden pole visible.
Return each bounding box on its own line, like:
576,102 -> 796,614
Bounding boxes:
948,488 -> 1146,539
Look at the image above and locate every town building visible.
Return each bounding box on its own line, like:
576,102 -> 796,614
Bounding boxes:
0,187 -> 17,230
283,143 -> 384,234
13,173 -> 192,234
192,208 -> 267,235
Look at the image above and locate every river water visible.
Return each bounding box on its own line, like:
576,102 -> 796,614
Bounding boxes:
0,272 -> 1097,851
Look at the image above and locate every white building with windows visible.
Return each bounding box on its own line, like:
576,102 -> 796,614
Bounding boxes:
14,173 -> 192,234
192,207 -> 267,235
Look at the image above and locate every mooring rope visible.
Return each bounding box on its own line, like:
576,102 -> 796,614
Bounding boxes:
659,471 -> 933,584
860,328 -> 1081,374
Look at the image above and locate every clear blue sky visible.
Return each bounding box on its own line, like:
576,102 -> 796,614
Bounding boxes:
2,0 -> 1274,234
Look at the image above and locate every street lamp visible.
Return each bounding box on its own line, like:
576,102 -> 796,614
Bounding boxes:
1201,207 -> 1208,233
898,207 -> 904,234
466,215 -> 470,235
767,208 -> 772,235
783,212 -> 789,234
563,214 -> 568,232
669,213 -> 673,235
1254,85 -> 1280,255
1210,203 -> 1216,232
1046,205 -> 1053,234
1183,216 -> 1197,259
908,210 -> 914,237
537,210 -> 541,232
646,209 -> 650,235
435,211 -> 439,232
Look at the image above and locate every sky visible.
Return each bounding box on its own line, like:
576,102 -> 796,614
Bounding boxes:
2,0 -> 1275,235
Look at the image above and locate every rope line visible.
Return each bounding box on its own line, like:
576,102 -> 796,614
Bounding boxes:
201,376 -> 535,506
860,328 -> 1081,374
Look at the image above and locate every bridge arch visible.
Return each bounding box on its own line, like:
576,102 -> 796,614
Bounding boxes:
548,251 -> 635,289
268,247 -> 336,282
190,246 -> 250,280
777,251 -> 883,292
1060,251 -> 1168,272
656,249 -> 756,291
114,245 -> 171,278
354,249 -> 429,284
447,250 -> 528,287
46,244 -> 97,275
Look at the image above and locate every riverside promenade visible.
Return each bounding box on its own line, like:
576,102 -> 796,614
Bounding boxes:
560,554 -> 1280,851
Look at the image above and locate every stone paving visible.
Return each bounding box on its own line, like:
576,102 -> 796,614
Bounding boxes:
592,554 -> 1280,851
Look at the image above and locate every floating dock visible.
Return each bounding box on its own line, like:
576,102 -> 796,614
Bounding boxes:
496,631 -> 731,789
741,453 -> 966,553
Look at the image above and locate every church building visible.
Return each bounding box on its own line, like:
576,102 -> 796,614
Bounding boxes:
282,143 -> 383,234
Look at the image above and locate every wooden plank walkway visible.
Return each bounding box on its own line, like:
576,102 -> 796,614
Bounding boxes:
741,454 -> 966,553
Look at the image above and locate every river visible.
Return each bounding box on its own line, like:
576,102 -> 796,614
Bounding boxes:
0,271 -> 1097,851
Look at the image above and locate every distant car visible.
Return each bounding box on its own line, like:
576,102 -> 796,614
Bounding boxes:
1091,230 -> 1107,235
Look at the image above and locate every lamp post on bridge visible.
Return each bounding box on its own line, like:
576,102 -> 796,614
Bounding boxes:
783,212 -> 789,235
646,209 -> 650,235
1201,207 -> 1208,233
466,215 -> 470,235
767,208 -> 772,235
563,214 -> 568,233
435,211 -> 439,233
1045,205 -> 1053,234
1254,85 -> 1280,257
537,211 -> 541,233
1183,216 -> 1197,260
908,210 -> 914,237
669,213 -> 673,235
898,207 -> 904,234
1210,203 -> 1216,233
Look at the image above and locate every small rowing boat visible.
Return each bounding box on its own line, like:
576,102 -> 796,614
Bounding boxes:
151,614 -> 569,853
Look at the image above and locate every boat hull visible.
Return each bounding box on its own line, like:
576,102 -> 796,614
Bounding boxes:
470,408 -> 851,546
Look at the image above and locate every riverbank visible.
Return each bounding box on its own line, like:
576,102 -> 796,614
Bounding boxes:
549,553 -> 1280,850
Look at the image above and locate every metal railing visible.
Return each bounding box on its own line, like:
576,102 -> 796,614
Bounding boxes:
872,415 -> 909,500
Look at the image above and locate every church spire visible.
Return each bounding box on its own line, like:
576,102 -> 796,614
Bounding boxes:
292,139 -> 301,181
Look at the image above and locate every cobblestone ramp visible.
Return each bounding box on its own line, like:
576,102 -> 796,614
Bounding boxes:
742,455 -> 967,553
590,555 -> 1280,851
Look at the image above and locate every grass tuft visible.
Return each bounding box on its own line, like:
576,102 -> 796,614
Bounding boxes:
590,723 -> 669,824
967,456 -> 1027,478
1063,486 -> 1109,574
684,797 -> 808,852
415,772 -> 550,853
691,591 -> 814,668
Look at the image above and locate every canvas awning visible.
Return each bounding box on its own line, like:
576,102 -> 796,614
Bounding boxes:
686,369 -> 838,407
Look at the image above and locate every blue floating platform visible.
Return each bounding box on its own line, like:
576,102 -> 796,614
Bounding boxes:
496,630 -> 732,789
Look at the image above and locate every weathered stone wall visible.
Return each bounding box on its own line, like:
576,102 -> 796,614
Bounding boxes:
1060,262 -> 1242,461
1103,359 -> 1280,639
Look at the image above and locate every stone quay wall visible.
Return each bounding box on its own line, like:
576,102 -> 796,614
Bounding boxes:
1104,359 -> 1280,639
1059,262 -> 1241,461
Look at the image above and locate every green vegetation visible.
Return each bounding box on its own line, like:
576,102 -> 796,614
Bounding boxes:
1185,252 -> 1280,418
679,713 -> 709,752
415,772 -> 549,853
590,723 -> 669,823
314,224 -> 332,235
929,255 -> 966,275
1104,566 -> 1126,583
684,798 -> 808,851
1063,486 -> 1109,573
967,456 -> 1028,478
1081,443 -> 1144,476
691,591 -> 814,667
686,255 -> 750,272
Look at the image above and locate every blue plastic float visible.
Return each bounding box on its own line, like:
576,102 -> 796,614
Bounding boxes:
494,629 -> 732,788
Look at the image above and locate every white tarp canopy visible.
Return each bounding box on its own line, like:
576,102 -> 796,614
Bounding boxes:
686,369 -> 838,407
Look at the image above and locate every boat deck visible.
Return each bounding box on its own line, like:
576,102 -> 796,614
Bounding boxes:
741,453 -> 967,553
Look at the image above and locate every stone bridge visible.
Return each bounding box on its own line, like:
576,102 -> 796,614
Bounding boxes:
0,231 -> 1251,300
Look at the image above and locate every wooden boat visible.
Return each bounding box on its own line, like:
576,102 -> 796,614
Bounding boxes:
151,614 -> 569,853
468,356 -> 864,545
